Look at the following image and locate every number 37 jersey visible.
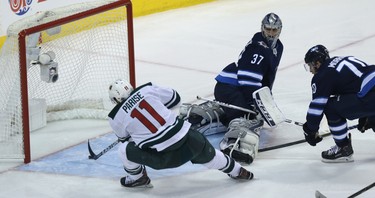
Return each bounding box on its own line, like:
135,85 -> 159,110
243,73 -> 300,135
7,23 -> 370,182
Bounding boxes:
108,82 -> 190,151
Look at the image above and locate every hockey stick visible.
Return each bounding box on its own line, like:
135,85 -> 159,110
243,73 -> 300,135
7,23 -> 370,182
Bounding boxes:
315,182 -> 375,198
258,124 -> 358,152
259,132 -> 331,152
315,190 -> 327,198
348,182 -> 375,198
88,139 -> 119,160
197,95 -> 303,128
285,119 -> 304,126
196,96 -> 257,115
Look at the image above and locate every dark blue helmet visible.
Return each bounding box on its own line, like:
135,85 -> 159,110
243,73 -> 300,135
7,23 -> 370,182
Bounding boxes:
304,45 -> 330,64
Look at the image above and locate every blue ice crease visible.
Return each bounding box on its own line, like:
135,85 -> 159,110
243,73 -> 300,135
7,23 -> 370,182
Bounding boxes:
17,132 -> 224,180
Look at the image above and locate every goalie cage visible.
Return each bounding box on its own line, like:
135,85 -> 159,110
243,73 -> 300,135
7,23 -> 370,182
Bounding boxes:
0,0 -> 135,163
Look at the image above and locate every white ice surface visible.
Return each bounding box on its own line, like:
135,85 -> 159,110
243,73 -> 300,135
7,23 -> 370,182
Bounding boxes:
1,0 -> 375,197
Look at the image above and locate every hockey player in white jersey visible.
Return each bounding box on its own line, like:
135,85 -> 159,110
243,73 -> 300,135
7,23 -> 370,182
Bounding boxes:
107,80 -> 254,188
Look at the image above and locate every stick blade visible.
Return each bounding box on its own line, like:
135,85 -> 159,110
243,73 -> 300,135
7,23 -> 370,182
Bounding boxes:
315,190 -> 327,198
87,140 -> 98,160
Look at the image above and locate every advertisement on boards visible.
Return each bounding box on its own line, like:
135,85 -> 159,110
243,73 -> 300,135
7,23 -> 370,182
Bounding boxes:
0,0 -> 98,37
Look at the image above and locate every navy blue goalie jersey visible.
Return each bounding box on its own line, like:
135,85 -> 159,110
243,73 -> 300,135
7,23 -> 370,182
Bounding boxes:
215,32 -> 283,97
306,56 -> 375,131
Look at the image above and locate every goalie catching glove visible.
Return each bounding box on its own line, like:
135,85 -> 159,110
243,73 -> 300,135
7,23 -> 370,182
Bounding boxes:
302,123 -> 322,146
219,117 -> 263,164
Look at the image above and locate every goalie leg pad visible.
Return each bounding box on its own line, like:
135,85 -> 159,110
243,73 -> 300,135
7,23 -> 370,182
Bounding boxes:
179,102 -> 227,135
234,117 -> 263,133
219,117 -> 261,164
239,130 -> 260,158
220,138 -> 254,164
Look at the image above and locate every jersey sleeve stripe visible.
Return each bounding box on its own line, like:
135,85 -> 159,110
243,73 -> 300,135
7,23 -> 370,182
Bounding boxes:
138,118 -> 185,150
358,71 -> 375,97
165,90 -> 181,109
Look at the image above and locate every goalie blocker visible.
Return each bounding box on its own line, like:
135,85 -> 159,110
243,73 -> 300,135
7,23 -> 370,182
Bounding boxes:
252,86 -> 286,127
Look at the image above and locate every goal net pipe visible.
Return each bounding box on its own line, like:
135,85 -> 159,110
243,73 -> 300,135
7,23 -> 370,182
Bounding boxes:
17,0 -> 135,163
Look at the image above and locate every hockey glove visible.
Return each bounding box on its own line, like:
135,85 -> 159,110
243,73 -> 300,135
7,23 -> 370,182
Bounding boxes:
303,123 -> 322,146
118,136 -> 132,143
357,117 -> 375,133
358,117 -> 368,133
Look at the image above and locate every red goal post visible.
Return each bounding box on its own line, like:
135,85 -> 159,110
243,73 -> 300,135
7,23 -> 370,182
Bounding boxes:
0,0 -> 135,163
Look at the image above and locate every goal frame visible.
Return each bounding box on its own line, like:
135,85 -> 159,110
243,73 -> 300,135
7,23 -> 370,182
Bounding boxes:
17,0 -> 135,163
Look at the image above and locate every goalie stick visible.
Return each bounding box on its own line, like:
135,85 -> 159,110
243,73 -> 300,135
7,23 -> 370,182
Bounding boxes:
197,94 -> 304,128
196,96 -> 257,115
88,139 -> 119,160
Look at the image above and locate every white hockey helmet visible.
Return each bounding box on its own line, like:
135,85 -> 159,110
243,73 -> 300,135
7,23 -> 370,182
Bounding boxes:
108,79 -> 134,104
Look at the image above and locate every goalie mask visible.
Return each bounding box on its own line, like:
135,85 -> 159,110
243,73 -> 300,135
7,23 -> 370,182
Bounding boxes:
261,13 -> 282,49
108,79 -> 134,104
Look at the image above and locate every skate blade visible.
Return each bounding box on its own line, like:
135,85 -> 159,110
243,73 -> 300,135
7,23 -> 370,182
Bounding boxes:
136,183 -> 153,188
121,181 -> 154,188
321,155 -> 354,163
121,183 -> 154,188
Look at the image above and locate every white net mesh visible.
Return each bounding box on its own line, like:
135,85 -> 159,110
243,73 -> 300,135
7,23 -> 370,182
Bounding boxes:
0,0 -> 133,160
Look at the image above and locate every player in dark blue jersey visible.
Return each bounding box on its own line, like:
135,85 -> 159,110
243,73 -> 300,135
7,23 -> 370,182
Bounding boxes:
302,44 -> 375,163
214,12 -> 283,126
213,13 -> 283,164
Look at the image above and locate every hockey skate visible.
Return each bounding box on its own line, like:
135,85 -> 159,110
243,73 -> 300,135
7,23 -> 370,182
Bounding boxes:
228,167 -> 254,180
120,168 -> 153,188
321,138 -> 354,163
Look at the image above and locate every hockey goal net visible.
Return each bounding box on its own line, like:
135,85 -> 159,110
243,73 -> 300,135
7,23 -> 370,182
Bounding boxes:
0,0 -> 135,163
